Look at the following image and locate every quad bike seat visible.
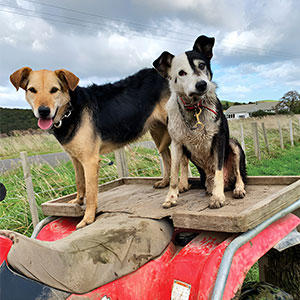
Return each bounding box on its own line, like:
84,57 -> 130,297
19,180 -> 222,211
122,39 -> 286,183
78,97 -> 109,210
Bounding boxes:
0,213 -> 173,294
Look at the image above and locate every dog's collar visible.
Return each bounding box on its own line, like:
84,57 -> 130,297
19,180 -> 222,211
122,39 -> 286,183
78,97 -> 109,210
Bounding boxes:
53,103 -> 73,129
177,96 -> 217,116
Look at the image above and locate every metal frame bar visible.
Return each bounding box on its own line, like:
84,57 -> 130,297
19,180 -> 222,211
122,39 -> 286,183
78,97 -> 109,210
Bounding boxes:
211,198 -> 300,300
31,216 -> 57,239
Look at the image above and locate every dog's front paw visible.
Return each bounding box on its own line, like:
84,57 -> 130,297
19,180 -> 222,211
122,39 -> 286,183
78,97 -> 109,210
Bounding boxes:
68,196 -> 84,205
209,194 -> 226,209
178,181 -> 190,193
76,216 -> 95,229
153,179 -> 169,189
233,187 -> 246,199
163,191 -> 178,208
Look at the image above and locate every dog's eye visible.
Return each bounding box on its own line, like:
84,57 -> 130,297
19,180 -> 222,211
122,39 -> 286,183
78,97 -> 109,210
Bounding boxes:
28,87 -> 37,93
50,87 -> 59,94
178,70 -> 187,76
198,63 -> 206,70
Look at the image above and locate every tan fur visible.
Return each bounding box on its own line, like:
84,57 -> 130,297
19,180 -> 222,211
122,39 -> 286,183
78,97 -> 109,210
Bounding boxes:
10,67 -> 190,228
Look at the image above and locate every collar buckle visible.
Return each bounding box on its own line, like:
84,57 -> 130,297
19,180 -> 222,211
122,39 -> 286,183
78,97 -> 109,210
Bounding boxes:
53,103 -> 72,129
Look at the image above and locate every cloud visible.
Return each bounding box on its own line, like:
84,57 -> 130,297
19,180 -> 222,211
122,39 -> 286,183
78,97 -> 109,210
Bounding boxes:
1,0 -> 300,107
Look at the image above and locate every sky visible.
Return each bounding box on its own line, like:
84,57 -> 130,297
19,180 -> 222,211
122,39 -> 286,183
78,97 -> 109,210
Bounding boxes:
1,0 -> 300,108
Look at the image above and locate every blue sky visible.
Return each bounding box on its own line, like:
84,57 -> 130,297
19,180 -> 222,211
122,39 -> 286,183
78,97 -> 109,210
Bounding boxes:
1,0 -> 300,108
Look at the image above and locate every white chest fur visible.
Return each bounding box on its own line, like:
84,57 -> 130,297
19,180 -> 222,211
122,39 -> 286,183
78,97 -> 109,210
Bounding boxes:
167,95 -> 220,169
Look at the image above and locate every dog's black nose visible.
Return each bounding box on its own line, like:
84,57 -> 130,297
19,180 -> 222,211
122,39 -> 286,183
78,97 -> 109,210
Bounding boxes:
195,80 -> 207,92
38,106 -> 51,118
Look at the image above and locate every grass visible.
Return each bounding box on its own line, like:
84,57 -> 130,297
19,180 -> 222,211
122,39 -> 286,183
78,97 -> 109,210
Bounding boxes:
0,131 -> 63,160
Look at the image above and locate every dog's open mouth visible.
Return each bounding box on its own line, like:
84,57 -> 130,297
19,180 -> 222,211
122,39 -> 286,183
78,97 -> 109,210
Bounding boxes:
37,108 -> 58,130
38,118 -> 53,130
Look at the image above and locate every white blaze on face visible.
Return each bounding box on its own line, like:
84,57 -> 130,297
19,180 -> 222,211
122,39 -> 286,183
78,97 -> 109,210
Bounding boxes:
168,53 -> 215,100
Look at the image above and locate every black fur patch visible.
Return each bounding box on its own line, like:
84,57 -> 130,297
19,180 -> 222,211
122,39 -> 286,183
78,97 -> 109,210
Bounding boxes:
185,51 -> 213,79
53,68 -> 169,145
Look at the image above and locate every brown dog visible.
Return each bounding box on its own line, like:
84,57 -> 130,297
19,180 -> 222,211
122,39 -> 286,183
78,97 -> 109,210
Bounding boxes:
10,67 -> 190,228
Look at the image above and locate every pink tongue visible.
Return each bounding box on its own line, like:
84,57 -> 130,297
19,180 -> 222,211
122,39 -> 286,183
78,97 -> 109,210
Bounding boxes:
38,118 -> 53,130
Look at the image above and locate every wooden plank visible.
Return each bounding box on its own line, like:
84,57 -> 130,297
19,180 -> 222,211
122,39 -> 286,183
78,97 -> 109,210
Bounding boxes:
123,176 -> 300,186
240,179 -> 300,231
42,202 -> 84,217
20,151 -> 39,228
41,178 -> 124,215
41,176 -> 300,232
246,176 -> 300,185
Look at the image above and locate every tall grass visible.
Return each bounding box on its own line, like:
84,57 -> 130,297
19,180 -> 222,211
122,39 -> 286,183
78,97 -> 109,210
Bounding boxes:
0,131 -> 62,159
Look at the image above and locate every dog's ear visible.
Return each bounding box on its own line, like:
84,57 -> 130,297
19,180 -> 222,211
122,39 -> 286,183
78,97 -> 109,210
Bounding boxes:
10,67 -> 32,91
193,35 -> 215,60
153,51 -> 174,79
55,69 -> 79,91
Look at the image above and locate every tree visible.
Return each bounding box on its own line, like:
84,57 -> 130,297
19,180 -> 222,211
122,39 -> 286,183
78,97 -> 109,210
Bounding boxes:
276,90 -> 300,114
223,101 -> 230,110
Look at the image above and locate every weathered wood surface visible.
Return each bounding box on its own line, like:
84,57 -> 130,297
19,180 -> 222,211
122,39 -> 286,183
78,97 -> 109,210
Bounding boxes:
20,151 -> 39,228
42,176 -> 300,233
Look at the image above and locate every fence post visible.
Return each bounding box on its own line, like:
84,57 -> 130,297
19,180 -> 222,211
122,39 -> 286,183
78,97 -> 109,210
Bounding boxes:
114,148 -> 129,178
20,151 -> 39,228
252,122 -> 261,160
240,123 -> 245,152
261,122 -> 270,154
289,120 -> 294,147
277,120 -> 284,149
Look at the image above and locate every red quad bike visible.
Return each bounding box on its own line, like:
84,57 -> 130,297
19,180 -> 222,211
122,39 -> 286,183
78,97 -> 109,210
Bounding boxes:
0,176 -> 300,300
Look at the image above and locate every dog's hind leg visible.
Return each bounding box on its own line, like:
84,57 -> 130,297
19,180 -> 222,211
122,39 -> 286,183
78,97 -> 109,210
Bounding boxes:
150,126 -> 171,188
68,157 -> 85,205
230,139 -> 246,199
76,154 -> 100,229
163,141 -> 182,208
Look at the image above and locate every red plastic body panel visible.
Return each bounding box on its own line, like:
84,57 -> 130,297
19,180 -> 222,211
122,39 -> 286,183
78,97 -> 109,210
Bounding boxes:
36,217 -> 79,241
0,236 -> 12,265
0,214 -> 299,300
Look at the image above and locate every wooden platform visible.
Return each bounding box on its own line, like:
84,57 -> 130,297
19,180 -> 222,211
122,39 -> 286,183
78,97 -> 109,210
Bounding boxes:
41,176 -> 300,233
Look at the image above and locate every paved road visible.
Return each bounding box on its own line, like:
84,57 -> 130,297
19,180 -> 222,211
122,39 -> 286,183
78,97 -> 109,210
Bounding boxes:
0,141 -> 157,174
0,152 -> 70,174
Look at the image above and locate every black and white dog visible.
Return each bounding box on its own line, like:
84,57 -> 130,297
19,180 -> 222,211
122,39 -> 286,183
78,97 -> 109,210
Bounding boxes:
153,35 -> 246,209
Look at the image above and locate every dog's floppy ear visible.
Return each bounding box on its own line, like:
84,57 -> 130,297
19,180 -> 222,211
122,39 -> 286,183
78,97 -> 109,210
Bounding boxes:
153,51 -> 174,79
55,69 -> 79,91
10,67 -> 32,91
193,35 -> 215,60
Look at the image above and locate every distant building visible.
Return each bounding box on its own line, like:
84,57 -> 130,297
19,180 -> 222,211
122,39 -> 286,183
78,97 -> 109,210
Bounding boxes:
224,102 -> 279,119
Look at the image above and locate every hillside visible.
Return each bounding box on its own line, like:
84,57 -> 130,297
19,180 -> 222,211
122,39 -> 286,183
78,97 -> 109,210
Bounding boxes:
0,100 -> 277,134
0,107 -> 38,134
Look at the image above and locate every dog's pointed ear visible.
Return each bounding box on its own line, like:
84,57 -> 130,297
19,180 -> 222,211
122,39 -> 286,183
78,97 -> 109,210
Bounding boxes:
55,69 -> 79,91
193,35 -> 215,60
10,67 -> 32,91
153,51 -> 174,79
